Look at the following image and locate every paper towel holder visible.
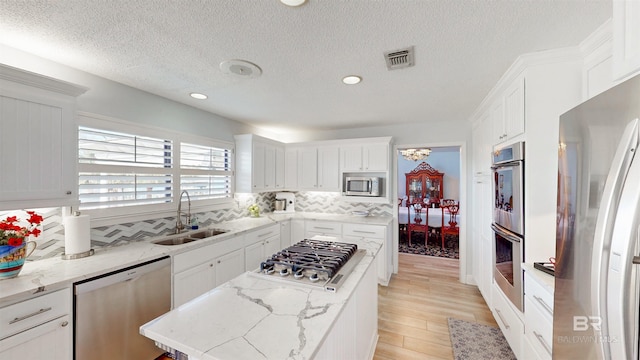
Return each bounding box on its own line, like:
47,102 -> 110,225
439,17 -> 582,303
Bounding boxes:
61,248 -> 94,260
61,210 -> 95,260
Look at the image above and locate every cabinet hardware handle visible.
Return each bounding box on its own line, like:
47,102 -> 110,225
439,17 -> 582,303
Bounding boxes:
66,191 -> 72,195
217,260 -> 221,264
315,227 -> 334,230
353,230 -> 376,234
61,321 -> 69,327
495,309 -> 510,329
633,256 -> 640,264
533,331 -> 552,355
258,232 -> 273,238
9,307 -> 52,324
533,295 -> 553,316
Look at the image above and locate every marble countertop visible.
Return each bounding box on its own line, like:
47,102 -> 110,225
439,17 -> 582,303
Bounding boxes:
522,262 -> 555,294
0,212 -> 391,306
140,236 -> 381,360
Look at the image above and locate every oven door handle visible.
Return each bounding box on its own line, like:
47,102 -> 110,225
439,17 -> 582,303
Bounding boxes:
491,161 -> 522,170
491,223 -> 522,243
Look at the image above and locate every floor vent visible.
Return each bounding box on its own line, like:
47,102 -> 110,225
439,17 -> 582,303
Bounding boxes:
384,46 -> 414,70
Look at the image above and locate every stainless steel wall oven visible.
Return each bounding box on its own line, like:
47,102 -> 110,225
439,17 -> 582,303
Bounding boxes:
491,141 -> 525,311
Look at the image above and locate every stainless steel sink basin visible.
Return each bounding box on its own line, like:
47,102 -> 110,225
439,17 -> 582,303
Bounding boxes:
152,228 -> 228,245
189,229 -> 228,239
152,237 -> 198,246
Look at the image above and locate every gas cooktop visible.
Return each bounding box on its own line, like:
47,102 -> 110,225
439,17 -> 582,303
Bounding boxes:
252,238 -> 366,292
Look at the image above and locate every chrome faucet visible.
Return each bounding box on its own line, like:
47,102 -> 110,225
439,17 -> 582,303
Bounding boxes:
176,190 -> 191,234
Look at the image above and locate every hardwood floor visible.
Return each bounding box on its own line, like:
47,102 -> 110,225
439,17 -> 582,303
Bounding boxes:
373,253 -> 496,360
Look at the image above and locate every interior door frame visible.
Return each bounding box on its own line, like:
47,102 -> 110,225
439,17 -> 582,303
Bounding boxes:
393,141 -> 468,284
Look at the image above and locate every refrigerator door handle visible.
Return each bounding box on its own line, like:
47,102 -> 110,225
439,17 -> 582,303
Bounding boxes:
606,119 -> 640,360
589,119 -> 639,358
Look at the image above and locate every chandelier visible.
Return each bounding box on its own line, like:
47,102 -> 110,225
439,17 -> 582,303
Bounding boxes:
401,148 -> 431,161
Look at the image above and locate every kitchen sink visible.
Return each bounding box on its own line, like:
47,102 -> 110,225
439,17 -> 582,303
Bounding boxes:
152,228 -> 229,246
189,229 -> 228,239
152,237 -> 198,246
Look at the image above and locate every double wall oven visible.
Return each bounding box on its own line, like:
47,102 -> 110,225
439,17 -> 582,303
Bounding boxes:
491,141 -> 525,311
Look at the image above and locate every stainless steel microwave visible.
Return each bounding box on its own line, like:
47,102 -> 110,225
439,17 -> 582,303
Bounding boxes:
345,177 -> 381,196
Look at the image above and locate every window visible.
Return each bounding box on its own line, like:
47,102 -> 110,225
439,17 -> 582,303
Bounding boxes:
78,127 -> 174,209
180,142 -> 232,201
76,114 -> 235,218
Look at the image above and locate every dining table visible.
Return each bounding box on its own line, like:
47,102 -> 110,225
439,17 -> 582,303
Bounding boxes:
398,206 -> 461,227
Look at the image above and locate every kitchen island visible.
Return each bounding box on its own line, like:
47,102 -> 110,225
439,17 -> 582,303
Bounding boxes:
140,238 -> 380,360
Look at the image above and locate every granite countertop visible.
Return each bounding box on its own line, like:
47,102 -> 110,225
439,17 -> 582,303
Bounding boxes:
140,236 -> 382,360
0,212 -> 391,306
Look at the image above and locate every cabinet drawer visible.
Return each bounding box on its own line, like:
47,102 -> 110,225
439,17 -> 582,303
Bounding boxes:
0,288 -> 70,339
342,223 -> 385,238
244,224 -> 280,246
524,272 -> 553,323
524,296 -> 553,360
305,221 -> 341,235
174,237 -> 243,273
491,284 -> 523,358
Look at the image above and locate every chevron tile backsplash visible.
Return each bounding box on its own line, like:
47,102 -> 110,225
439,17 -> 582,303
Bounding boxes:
4,192 -> 392,262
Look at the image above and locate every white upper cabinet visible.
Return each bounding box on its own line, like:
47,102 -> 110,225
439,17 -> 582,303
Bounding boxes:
613,0 -> 640,81
234,134 -> 285,193
0,65 -> 87,211
492,76 -> 525,145
284,147 -> 298,189
340,142 -> 389,172
318,146 -> 340,191
297,146 -> 319,190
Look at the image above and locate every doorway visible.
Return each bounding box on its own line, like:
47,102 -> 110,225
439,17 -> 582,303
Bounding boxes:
393,143 -> 467,283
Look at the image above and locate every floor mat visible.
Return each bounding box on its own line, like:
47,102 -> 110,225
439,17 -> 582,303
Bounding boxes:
447,318 -> 516,360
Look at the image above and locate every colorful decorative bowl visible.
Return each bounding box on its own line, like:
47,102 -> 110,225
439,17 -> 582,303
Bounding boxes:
0,242 -> 37,279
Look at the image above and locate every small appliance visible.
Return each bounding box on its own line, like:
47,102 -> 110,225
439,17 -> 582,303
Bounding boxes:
274,192 -> 295,213
345,176 -> 381,197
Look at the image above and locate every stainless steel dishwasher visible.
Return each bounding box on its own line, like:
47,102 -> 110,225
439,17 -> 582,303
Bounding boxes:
74,256 -> 171,360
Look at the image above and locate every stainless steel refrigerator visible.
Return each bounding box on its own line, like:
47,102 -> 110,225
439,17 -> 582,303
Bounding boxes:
554,74 -> 640,359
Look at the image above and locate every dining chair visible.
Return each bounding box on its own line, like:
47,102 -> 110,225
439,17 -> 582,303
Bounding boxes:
441,201 -> 459,249
407,201 -> 428,246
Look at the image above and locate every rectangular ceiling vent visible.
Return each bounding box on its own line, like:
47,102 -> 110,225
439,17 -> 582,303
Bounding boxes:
384,46 -> 414,70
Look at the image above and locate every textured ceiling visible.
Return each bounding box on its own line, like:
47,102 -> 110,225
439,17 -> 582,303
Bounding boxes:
0,0 -> 611,131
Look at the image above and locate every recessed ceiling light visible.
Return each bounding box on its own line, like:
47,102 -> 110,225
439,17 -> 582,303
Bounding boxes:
342,75 -> 362,85
190,93 -> 208,100
280,0 -> 306,6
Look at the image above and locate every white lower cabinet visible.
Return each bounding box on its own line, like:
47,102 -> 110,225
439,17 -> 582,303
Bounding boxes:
0,288 -> 72,360
492,283 -> 524,359
173,236 -> 245,307
342,223 -> 392,286
523,268 -> 554,360
280,220 -> 292,248
244,224 -> 281,271
315,257 -> 377,359
305,220 -> 342,239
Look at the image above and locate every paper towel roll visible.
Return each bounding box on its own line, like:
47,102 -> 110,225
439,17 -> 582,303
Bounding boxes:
64,214 -> 91,255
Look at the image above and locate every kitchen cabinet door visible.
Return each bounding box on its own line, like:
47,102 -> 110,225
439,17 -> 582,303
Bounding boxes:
174,261 -> 216,307
284,148 -> 298,189
0,65 -> 86,211
275,146 -> 285,189
492,76 -> 525,145
0,315 -> 71,360
215,248 -> 244,287
317,146 -> 340,191
613,0 -> 640,81
252,141 -> 267,191
280,220 -> 292,248
363,143 -> 388,171
297,147 -> 318,190
244,241 -> 264,272
263,143 -> 275,190
340,145 -> 363,171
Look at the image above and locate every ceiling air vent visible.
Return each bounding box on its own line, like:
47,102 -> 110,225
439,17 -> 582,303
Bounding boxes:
384,46 -> 414,70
